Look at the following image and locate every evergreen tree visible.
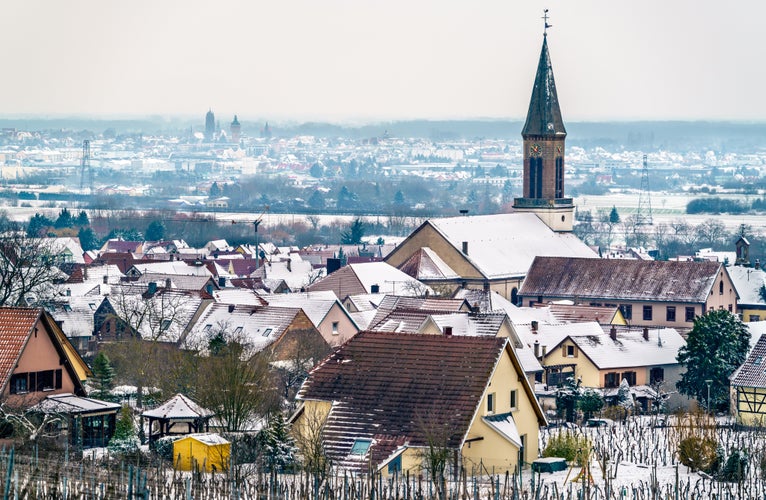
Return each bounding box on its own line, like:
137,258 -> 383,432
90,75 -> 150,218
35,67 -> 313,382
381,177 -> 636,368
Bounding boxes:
27,213 -> 53,237
145,220 -> 165,241
91,351 -> 115,400
308,190 -> 325,210
262,412 -> 297,472
340,218 -> 365,245
75,210 -> 90,227
617,378 -> 633,412
209,181 -> 222,197
555,376 -> 581,422
609,206 -> 621,224
54,208 -> 75,229
77,227 -> 99,251
677,309 -> 750,412
394,190 -> 405,206
578,389 -> 604,420
108,405 -> 140,454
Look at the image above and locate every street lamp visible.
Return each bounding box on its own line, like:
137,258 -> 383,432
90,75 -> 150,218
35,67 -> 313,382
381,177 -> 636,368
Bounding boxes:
705,379 -> 713,414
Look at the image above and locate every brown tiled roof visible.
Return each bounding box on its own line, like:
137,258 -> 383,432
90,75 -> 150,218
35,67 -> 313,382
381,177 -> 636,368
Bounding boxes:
306,265 -> 367,298
519,257 -> 722,303
298,331 -> 506,471
0,307 -> 40,389
732,334 -> 766,388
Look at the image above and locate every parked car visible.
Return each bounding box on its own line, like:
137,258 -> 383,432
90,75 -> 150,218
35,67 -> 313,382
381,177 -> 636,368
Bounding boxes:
585,418 -> 615,428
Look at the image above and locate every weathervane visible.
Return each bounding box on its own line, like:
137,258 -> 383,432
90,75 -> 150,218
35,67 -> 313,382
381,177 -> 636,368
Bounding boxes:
543,9 -> 552,36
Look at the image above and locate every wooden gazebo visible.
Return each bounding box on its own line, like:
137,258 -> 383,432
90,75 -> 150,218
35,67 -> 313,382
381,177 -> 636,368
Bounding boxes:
142,394 -> 215,444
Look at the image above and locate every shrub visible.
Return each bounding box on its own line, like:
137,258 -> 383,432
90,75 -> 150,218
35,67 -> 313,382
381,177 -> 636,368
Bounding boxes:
602,405 -> 629,422
718,449 -> 748,482
154,435 -> 182,461
542,431 -> 590,466
678,436 -> 720,473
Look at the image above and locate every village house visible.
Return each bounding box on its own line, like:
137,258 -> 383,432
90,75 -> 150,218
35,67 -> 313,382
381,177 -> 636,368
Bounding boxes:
518,257 -> 738,329
0,308 -> 91,409
730,333 -> 766,426
541,326 -> 688,410
307,262 -> 431,299
727,265 -> 766,322
292,331 -> 546,475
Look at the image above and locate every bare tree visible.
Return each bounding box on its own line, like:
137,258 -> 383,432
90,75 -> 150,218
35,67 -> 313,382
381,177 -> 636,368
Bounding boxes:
196,342 -> 278,432
0,218 -> 64,307
292,404 -> 331,481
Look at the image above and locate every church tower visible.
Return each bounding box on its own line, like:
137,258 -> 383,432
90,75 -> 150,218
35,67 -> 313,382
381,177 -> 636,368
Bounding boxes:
204,109 -> 215,142
230,115 -> 241,144
513,30 -> 574,232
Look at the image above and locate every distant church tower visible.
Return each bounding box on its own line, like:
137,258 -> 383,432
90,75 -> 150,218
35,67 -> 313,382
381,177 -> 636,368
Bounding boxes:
230,115 -> 241,144
204,109 -> 215,142
513,28 -> 574,232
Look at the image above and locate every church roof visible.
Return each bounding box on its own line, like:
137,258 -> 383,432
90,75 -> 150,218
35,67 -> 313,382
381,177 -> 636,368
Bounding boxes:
522,35 -> 566,138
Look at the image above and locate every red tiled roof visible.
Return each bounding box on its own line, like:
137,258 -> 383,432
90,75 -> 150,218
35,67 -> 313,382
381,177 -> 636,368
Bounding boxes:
298,331 -> 506,470
520,257 -> 722,303
0,308 -> 40,388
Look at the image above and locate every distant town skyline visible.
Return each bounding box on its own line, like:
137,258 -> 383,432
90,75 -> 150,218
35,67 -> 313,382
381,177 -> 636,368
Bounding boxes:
1,1 -> 762,123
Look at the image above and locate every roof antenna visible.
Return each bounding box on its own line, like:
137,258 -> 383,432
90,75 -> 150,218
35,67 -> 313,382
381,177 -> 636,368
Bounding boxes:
542,8 -> 552,36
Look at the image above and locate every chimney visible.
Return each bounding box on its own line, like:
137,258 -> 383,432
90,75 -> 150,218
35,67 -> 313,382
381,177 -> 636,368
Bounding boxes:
65,288 -> 71,296
147,282 -> 157,295
165,278 -> 172,289
170,254 -> 174,261
326,258 -> 341,275
756,259 -> 761,270
286,258 -> 292,272
534,340 -> 540,358
643,327 -> 649,341
371,284 -> 380,294
531,320 -> 538,332
228,304 -> 235,313
444,326 -> 453,336
610,325 -> 617,341
542,345 -> 547,357
218,277 -> 226,287
462,241 -> 468,255
103,275 -> 109,284
483,281 -> 490,292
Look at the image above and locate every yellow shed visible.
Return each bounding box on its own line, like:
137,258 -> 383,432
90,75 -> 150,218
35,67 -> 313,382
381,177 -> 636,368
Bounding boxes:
172,433 -> 230,472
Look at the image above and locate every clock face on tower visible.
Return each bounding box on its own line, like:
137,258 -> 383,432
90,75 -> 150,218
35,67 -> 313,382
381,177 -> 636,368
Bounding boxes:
530,143 -> 542,156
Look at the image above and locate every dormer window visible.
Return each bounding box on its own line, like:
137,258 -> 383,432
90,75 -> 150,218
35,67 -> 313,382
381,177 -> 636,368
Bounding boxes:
350,439 -> 372,455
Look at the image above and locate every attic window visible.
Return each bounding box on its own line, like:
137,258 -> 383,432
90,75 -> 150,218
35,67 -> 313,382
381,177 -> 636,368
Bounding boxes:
233,326 -> 243,335
63,304 -> 72,312
160,319 -> 171,331
203,324 -> 212,333
262,328 -> 273,337
89,303 -> 96,310
350,439 -> 372,455
755,356 -> 763,365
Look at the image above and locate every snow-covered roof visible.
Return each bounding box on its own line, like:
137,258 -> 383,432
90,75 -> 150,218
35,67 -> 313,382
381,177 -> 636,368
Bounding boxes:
142,393 -> 214,420
426,213 -> 597,279
259,291 -> 342,328
564,328 -> 685,370
177,433 -> 230,446
728,266 -> 766,306
32,393 -> 121,415
128,261 -> 212,277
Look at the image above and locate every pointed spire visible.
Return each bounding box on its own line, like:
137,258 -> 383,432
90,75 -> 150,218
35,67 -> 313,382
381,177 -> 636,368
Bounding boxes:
522,35 -> 566,138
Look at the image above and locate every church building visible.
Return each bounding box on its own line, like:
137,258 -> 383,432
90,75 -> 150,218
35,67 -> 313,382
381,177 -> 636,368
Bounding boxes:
386,30 -> 595,301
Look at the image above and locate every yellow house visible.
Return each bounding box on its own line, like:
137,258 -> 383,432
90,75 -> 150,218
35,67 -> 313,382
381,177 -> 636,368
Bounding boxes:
541,327 -> 688,410
727,265 -> 766,322
731,333 -> 766,426
291,331 -> 546,475
172,433 -> 231,472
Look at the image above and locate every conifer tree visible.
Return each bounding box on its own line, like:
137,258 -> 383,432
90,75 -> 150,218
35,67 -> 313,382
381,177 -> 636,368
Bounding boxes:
91,351 -> 115,400
108,405 -> 140,454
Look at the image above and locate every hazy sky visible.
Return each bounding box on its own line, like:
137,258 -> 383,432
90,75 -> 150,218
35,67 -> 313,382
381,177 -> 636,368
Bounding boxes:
1,1 -> 763,122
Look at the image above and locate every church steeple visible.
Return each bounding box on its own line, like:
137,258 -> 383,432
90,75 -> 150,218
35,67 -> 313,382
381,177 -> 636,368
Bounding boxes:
513,19 -> 574,233
522,35 -> 566,138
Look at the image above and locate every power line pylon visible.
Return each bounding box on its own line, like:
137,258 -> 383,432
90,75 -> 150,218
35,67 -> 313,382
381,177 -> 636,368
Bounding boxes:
636,154 -> 653,225
79,140 -> 93,190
